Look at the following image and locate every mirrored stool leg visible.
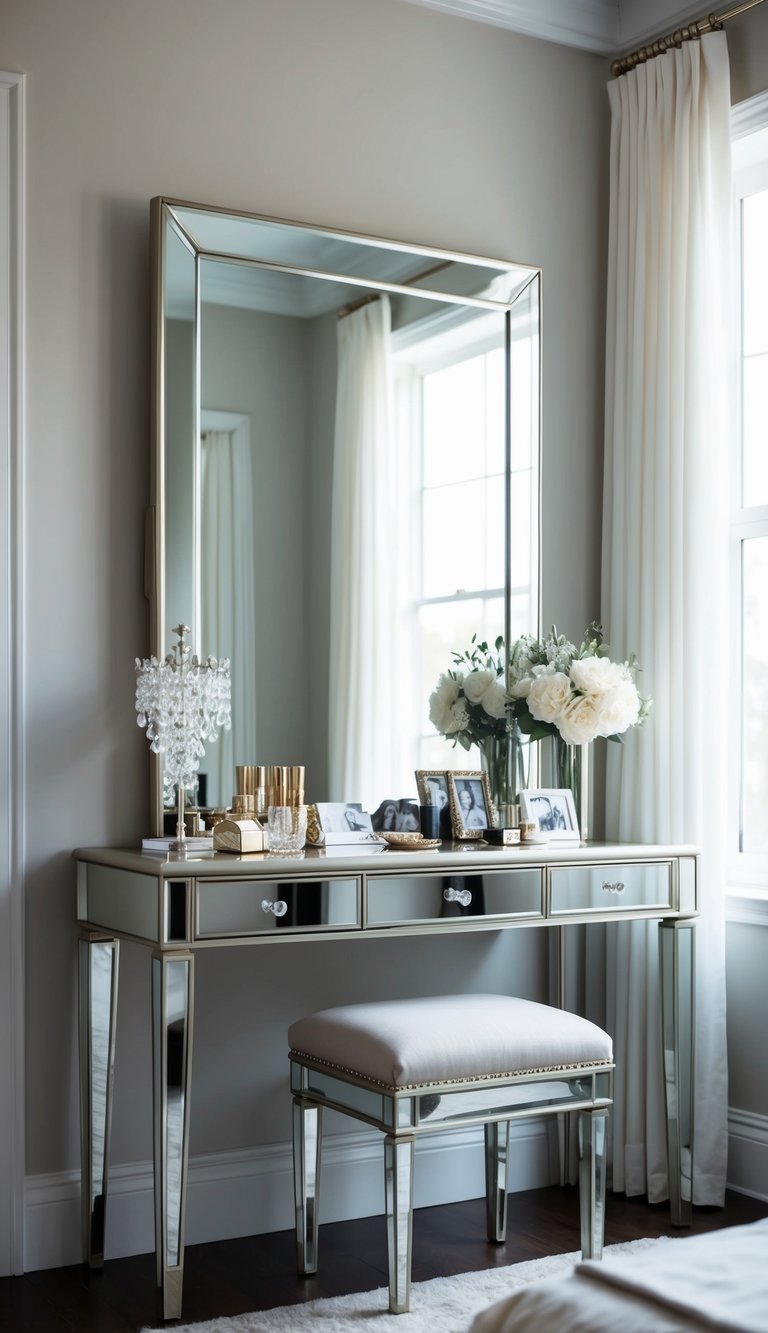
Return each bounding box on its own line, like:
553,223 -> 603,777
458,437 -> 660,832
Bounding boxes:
484,1120 -> 510,1241
660,919 -> 695,1227
384,1135 -> 415,1314
578,1107 -> 608,1259
79,934 -> 120,1268
152,951 -> 194,1321
293,1098 -> 322,1274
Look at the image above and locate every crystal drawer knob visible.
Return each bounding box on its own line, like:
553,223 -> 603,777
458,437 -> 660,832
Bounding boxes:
443,886 -> 472,907
262,898 -> 288,917
601,880 -> 625,895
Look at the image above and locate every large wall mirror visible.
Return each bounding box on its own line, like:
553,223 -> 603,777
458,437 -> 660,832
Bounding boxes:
150,197 -> 541,830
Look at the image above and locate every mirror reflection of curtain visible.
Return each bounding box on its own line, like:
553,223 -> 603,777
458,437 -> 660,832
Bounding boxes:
329,295 -> 403,808
201,424 -> 257,806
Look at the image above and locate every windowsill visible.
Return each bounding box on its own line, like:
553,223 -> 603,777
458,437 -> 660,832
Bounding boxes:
726,886 -> 768,926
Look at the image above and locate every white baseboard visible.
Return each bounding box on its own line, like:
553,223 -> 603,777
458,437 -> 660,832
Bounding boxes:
24,1120 -> 553,1273
727,1107 -> 768,1202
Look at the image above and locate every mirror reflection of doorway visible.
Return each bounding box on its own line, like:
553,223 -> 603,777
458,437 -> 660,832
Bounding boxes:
200,410 -> 257,807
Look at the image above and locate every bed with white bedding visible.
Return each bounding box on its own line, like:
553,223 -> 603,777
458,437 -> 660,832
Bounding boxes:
470,1218 -> 768,1333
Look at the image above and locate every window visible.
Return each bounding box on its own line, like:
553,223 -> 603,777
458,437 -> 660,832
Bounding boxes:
730,110 -> 768,889
393,296 -> 539,773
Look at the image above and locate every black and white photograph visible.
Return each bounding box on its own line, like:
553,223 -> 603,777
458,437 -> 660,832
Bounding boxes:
519,788 -> 579,841
313,801 -> 373,834
371,797 -> 420,832
447,770 -> 496,840
415,770 -> 452,838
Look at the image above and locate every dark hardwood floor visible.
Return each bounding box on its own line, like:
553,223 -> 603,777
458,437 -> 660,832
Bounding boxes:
2,1187 -> 766,1332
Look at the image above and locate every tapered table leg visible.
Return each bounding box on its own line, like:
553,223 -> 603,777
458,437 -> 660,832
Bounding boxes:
659,920 -> 695,1226
79,934 -> 120,1268
578,1108 -> 608,1258
152,951 -> 194,1320
384,1135 -> 414,1314
484,1120 -> 510,1241
293,1099 -> 322,1274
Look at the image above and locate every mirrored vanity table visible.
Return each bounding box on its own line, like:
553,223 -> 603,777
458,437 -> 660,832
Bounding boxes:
86,198 -> 699,1321
75,840 -> 698,1320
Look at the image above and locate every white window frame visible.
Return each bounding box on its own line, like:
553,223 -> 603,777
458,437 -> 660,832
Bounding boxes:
728,91 -> 768,914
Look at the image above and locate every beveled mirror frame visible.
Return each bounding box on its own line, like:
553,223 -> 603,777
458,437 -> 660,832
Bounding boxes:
148,197 -> 542,834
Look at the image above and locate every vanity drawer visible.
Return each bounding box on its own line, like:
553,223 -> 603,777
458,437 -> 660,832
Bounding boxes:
365,869 -> 543,927
549,863 -> 673,916
195,878 -> 360,938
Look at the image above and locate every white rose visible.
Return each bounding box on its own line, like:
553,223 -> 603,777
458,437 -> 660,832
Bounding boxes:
509,674 -> 533,699
557,693 -> 602,744
481,678 -> 507,719
594,678 -> 640,736
569,655 -> 624,696
527,671 -> 572,724
428,673 -> 461,733
463,668 -> 495,703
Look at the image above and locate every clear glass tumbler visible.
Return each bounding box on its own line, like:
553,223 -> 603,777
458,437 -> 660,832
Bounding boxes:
267,804 -> 307,853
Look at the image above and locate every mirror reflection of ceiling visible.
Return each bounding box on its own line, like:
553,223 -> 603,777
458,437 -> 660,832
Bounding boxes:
397,0 -> 705,55
166,203 -> 537,320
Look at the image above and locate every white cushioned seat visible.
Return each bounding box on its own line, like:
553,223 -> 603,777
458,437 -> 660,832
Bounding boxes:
289,993 -> 613,1315
288,993 -> 613,1088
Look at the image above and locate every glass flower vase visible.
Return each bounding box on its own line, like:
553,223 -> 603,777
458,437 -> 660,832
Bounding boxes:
552,735 -> 590,843
480,720 -> 529,827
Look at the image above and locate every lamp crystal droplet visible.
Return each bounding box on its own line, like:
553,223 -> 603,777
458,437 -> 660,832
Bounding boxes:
135,624 -> 232,849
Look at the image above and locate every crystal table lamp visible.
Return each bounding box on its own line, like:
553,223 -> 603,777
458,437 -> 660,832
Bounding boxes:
135,624 -> 232,851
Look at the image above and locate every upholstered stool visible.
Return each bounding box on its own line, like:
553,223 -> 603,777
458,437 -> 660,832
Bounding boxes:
289,993 -> 613,1314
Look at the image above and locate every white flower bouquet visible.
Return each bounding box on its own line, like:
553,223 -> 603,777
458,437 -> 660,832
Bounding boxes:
508,622 -> 650,745
428,635 -> 508,753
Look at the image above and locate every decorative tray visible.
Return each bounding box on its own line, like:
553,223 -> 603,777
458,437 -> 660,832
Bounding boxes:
376,832 -> 442,849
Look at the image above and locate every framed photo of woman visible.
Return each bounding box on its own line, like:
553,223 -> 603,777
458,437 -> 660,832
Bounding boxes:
447,771 -> 496,840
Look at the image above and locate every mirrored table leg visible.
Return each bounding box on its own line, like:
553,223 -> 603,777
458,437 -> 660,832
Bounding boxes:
152,951 -> 194,1321
384,1135 -> 414,1314
659,920 -> 695,1226
79,933 -> 120,1269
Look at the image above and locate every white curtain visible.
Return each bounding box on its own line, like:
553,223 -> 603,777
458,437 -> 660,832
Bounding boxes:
602,33 -> 731,1205
329,296 -> 401,808
201,427 -> 257,806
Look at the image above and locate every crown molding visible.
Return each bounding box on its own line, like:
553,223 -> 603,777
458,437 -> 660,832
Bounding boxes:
399,0 -> 735,56
400,0 -> 620,52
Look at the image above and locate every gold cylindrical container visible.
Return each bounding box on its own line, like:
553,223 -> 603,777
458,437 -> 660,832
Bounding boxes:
287,765 -> 305,806
232,793 -> 257,817
268,765 -> 289,807
235,764 -> 258,795
255,765 -> 268,814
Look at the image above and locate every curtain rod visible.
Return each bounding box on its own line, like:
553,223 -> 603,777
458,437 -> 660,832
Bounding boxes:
337,261 -> 451,319
610,0 -> 766,76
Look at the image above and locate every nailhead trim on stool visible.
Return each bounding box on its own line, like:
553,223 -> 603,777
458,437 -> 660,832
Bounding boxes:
289,994 -> 613,1314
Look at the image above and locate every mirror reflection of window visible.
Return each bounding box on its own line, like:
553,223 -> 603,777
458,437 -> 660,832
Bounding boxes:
393,290 -> 539,775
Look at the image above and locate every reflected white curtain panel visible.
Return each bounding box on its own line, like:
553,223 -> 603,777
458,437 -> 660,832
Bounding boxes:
201,427 -> 257,803
602,32 -> 731,1205
329,296 -> 399,808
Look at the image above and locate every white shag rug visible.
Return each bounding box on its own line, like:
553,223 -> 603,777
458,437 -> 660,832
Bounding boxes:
145,1237 -> 663,1333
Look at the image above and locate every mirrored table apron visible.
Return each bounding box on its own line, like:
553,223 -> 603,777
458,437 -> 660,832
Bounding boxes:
74,840 -> 699,1321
